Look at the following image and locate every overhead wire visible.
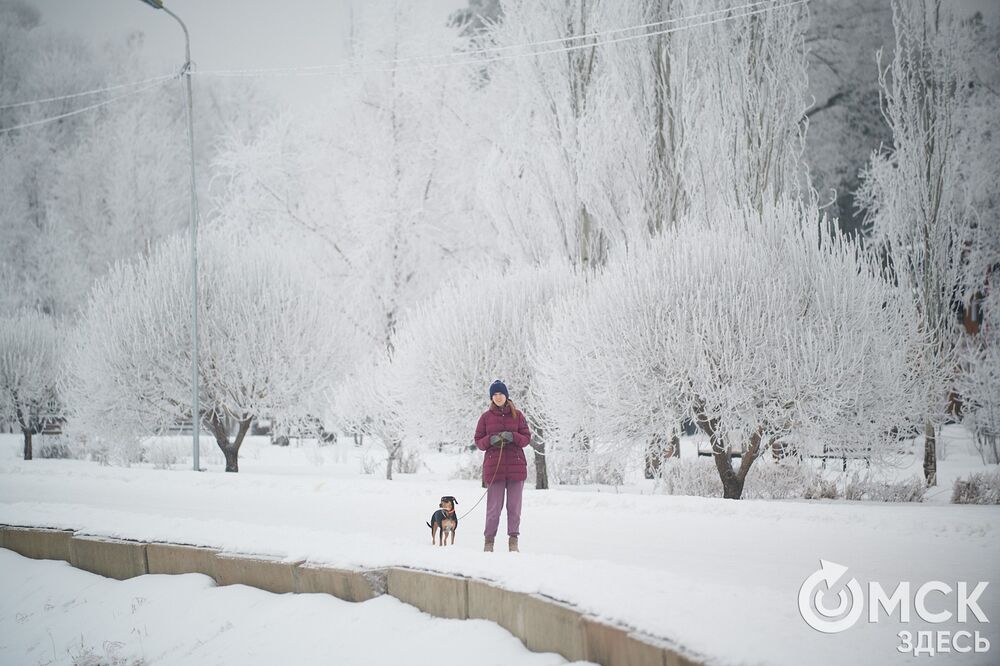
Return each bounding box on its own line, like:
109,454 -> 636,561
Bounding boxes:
194,0 -> 807,78
0,0 -> 807,133
0,73 -> 177,111
435,0 -> 781,57
0,77 -> 174,135
190,0 -> 782,78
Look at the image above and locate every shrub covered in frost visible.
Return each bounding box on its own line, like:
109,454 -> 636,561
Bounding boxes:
951,468 -> 1000,505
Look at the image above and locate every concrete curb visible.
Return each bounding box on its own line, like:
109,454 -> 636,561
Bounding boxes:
522,593 -> 587,662
147,542 -> 219,578
293,562 -> 384,602
582,617 -> 670,666
214,553 -> 302,594
69,536 -> 148,580
3,526 -> 73,562
0,526 -> 704,666
387,567 -> 469,620
468,578 -> 529,637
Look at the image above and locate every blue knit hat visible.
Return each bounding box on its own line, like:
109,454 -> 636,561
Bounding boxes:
489,379 -> 509,399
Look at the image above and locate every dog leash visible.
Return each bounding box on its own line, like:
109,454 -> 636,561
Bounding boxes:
457,441 -> 503,521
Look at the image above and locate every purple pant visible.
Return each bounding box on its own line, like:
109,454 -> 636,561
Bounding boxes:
484,478 -> 524,538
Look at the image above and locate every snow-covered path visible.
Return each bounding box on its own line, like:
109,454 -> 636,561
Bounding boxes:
1,437 -> 997,665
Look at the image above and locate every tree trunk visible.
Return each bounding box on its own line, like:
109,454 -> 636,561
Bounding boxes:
208,411 -> 252,473
695,397 -> 766,500
695,401 -> 743,498
385,439 -> 401,481
232,418 -> 252,451
532,425 -> 548,490
712,451 -> 745,499
923,421 -> 937,486
15,401 -> 32,461
644,435 -> 664,479
534,446 -> 548,489
644,433 -> 681,479
222,446 -> 239,473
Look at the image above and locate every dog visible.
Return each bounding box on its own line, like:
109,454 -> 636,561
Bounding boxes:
427,495 -> 458,546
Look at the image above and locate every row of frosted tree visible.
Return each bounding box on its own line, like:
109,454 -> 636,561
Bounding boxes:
1,0 -> 997,498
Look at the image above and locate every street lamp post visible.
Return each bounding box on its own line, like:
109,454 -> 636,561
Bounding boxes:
138,0 -> 200,471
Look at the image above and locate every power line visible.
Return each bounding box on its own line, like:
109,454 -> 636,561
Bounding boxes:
194,0 -> 807,79
0,0 -> 807,132
407,0 -> 810,74
411,0 -> 782,60
0,78 -> 174,135
192,0 -> 780,78
0,73 -> 177,111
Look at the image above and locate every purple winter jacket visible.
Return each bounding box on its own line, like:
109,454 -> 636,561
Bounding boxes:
474,403 -> 532,485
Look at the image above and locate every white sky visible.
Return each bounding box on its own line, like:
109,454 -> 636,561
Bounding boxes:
20,0 -> 999,110
22,0 -> 468,106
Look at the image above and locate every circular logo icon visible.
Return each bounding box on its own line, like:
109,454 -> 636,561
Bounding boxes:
798,560 -> 864,634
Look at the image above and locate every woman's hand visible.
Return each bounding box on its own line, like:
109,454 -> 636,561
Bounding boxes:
489,434 -> 503,447
500,431 -> 514,443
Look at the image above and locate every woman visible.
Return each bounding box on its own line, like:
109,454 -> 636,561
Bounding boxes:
474,379 -> 532,552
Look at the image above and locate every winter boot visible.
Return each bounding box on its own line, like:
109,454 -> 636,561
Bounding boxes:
508,536 -> 519,552
484,537 -> 494,552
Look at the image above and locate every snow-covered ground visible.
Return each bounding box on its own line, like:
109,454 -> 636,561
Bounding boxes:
0,549 -> 572,666
1,427 -> 997,666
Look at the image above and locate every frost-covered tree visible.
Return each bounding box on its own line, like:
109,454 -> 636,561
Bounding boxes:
211,2 -> 492,481
580,0 -> 693,239
958,287 -> 999,464
0,5 -> 105,315
682,0 -> 811,220
392,259 -> 579,489
472,0 -> 610,269
0,311 -> 60,460
213,1 -> 483,454
537,201 -> 924,498
329,354 -> 405,480
803,0 -> 894,234
952,11 -> 1000,463
69,228 -> 336,472
449,0 -> 502,37
857,0 -> 982,485
0,6 -> 264,317
43,77 -> 190,313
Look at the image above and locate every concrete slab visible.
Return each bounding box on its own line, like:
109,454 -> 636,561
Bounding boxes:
293,563 -> 384,602
665,649 -> 705,666
214,553 -> 300,594
581,617 -> 667,666
522,594 -> 587,663
2,529 -> 700,665
468,579 -> 529,638
146,543 -> 219,579
3,527 -> 73,562
69,536 -> 148,580
387,568 -> 468,620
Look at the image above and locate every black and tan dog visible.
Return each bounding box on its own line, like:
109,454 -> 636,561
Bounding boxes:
427,495 -> 458,546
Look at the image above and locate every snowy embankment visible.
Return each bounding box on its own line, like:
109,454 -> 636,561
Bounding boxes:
1,431 -> 997,666
0,549 -> 569,666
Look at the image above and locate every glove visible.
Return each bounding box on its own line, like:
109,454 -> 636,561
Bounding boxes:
489,434 -> 502,447
500,431 -> 514,443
